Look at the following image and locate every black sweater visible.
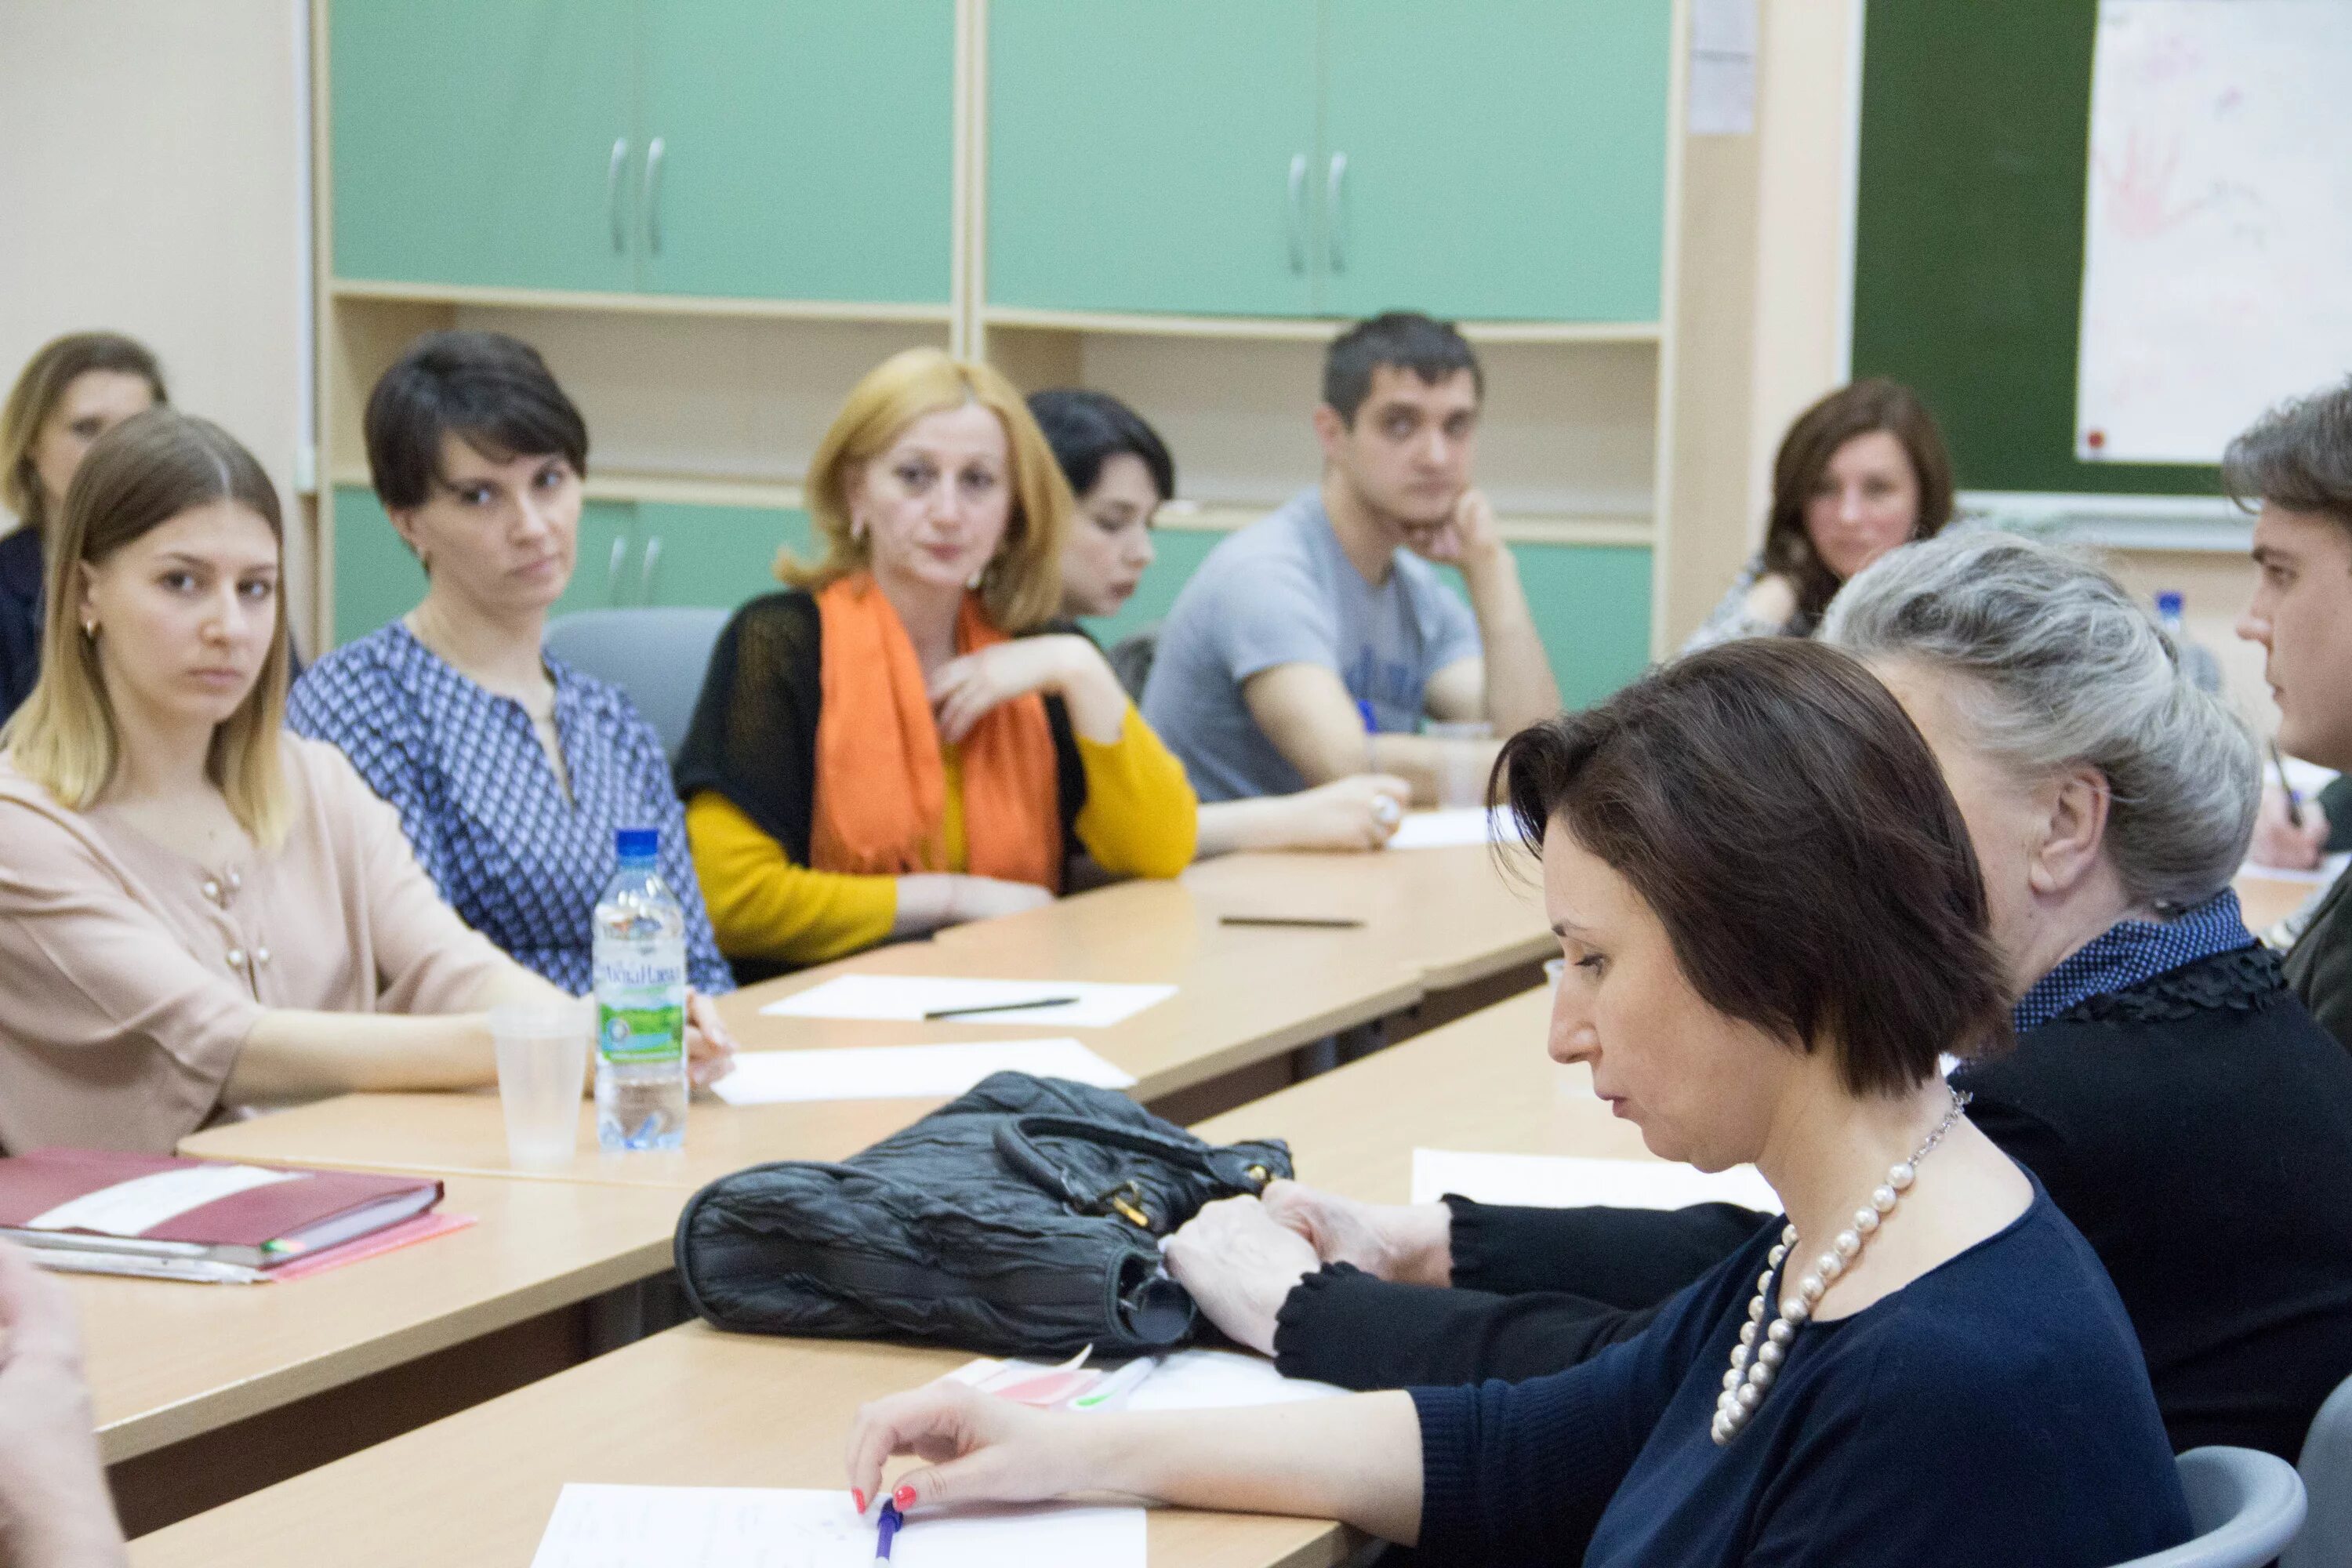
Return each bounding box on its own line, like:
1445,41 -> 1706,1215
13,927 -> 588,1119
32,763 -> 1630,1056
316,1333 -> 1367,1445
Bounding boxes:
1274,946 -> 2352,1460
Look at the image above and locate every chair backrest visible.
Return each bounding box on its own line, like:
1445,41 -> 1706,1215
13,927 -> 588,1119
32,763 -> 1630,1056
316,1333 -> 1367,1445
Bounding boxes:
2108,1446 -> 2307,1568
2283,1370 -> 2352,1568
544,607 -> 731,763
1106,623 -> 1159,705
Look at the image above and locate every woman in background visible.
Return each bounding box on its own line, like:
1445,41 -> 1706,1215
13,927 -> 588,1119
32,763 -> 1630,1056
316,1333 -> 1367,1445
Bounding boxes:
0,332 -> 167,724
289,330 -> 734,1000
0,409 -> 730,1154
1683,378 -> 1954,651
678,351 -> 1196,975
1030,387 -> 1408,856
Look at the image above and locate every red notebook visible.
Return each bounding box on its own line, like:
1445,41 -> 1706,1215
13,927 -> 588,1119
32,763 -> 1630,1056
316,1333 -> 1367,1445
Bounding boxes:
0,1148 -> 442,1276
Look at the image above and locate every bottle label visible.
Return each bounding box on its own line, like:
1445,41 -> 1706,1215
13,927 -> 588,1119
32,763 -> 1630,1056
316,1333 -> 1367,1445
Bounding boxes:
594,953 -> 685,1065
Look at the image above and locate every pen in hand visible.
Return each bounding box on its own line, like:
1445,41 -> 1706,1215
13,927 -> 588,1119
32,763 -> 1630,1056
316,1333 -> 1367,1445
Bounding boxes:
2271,739 -> 2306,829
875,1498 -> 903,1563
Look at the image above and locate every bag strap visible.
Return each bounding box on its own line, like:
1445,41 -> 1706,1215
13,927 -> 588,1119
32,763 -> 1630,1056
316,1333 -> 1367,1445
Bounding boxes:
993,1115 -> 1277,1232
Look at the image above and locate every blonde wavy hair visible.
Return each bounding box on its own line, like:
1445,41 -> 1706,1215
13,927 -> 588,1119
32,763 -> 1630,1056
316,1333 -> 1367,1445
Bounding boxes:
4,408 -> 294,848
784,348 -> 1073,632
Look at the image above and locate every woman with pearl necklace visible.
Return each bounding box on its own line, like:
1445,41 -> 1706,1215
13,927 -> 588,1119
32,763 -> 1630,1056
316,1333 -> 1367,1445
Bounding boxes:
839,638 -> 2189,1567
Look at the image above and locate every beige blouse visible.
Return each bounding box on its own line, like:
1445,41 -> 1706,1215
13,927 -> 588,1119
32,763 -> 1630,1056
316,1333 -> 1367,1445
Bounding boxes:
0,735 -> 510,1154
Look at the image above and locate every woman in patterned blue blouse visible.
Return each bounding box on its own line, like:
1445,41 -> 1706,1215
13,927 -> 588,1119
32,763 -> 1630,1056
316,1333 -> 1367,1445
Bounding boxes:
289,331 -> 734,1001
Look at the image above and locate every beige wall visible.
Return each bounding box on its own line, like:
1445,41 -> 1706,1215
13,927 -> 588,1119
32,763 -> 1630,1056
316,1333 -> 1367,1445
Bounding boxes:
0,0 -> 312,630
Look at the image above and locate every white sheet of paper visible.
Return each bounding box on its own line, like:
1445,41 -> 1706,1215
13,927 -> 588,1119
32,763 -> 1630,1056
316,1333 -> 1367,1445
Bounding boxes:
1120,1348 -> 1345,1412
2238,852 -> 2350,889
528,1484 -> 1145,1568
759,975 -> 1176,1029
1384,808 -> 1507,851
711,1040 -> 1135,1105
1411,1149 -> 1780,1213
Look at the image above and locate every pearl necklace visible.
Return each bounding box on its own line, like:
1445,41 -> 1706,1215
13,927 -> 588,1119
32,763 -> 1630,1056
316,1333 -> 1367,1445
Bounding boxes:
1712,1087 -> 1972,1446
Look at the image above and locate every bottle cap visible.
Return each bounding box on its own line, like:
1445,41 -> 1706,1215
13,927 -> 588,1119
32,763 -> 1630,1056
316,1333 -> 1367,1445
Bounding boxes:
2155,590 -> 2184,617
615,827 -> 659,862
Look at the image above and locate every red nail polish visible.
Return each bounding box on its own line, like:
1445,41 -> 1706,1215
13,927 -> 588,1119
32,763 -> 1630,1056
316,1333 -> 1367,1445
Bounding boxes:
894,1486 -> 917,1509
851,1490 -> 866,1514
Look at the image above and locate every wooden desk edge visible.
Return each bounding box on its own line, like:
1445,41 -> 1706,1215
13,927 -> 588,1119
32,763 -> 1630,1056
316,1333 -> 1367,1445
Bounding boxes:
96,1236 -> 673,1464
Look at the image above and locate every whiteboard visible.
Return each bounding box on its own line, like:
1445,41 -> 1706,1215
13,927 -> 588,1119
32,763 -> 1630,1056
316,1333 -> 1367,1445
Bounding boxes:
2074,1 -> 2352,465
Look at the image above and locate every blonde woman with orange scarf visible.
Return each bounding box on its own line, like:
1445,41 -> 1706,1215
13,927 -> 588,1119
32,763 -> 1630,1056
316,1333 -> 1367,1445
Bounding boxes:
677,350 -> 1196,973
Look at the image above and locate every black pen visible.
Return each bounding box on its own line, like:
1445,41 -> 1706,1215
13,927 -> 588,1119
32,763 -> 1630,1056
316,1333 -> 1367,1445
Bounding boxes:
923,996 -> 1080,1020
1218,915 -> 1366,929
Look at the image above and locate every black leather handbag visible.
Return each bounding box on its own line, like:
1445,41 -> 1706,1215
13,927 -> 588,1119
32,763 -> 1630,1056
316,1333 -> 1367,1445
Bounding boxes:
673,1072 -> 1294,1357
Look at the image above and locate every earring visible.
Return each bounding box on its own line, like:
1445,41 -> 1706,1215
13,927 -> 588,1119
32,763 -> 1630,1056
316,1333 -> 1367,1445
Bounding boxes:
850,517 -> 868,544
81,619 -> 96,640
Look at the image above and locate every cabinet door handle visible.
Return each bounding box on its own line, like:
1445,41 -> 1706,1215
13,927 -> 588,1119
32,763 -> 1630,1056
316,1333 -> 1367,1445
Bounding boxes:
1326,152 -> 1349,273
643,136 -> 666,256
606,137 -> 630,254
607,535 -> 629,606
1287,153 -> 1308,274
637,535 -> 662,602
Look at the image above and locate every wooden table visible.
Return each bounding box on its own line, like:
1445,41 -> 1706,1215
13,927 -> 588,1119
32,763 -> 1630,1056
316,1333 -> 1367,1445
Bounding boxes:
2236,868 -> 2324,935
130,988 -> 1632,1567
129,1327 -> 1347,1568
83,1174 -> 682,1465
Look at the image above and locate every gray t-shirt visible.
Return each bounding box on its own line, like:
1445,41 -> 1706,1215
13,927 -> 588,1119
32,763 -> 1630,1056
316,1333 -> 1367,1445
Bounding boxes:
1141,488 -> 1483,801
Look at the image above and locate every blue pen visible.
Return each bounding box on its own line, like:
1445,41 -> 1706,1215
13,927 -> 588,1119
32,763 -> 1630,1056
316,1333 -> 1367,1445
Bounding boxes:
1356,697 -> 1378,775
874,1500 -> 903,1564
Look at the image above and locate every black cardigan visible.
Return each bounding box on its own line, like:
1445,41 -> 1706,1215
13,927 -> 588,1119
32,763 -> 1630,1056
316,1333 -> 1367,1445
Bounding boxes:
670,590 -> 1088,977
0,525 -> 42,726
1274,946 -> 2352,1460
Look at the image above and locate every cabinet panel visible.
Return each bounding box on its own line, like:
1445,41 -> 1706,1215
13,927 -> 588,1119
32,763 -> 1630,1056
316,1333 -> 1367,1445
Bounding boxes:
328,487 -> 427,644
634,503 -> 813,608
1432,543 -> 1653,709
329,0 -> 639,291
987,1 -> 1320,317
1321,2 -> 1670,321
639,1 -> 954,303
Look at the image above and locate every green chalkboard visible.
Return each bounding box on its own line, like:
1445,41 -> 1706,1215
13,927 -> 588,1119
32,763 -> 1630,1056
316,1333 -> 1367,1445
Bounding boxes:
1851,0 -> 2218,497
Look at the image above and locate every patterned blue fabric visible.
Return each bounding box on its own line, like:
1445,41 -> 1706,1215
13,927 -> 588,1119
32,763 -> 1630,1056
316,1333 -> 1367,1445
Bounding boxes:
2013,888 -> 2252,1033
288,622 -> 732,996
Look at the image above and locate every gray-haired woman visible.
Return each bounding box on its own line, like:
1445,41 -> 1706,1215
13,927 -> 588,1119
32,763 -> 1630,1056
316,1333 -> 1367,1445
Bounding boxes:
1167,529 -> 2352,1464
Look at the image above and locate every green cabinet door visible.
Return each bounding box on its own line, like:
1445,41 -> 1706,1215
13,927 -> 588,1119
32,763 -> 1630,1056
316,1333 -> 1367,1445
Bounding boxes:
987,1 -> 1320,317
633,503 -> 813,608
638,1 -> 953,303
330,0 -> 639,291
329,488 -> 427,644
1320,2 -> 1670,321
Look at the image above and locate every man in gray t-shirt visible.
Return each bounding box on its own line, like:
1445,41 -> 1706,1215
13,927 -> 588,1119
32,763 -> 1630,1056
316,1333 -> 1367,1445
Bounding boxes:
1142,313 -> 1562,803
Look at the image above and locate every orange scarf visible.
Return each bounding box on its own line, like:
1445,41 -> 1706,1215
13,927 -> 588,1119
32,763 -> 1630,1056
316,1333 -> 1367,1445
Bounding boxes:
808,574 -> 1063,889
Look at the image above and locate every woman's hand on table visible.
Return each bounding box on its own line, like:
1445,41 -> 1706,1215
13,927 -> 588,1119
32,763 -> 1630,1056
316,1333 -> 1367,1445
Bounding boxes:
1161,1196 -> 1323,1356
2249,785 -> 2329,871
684,991 -> 738,1090
846,1380 -> 1086,1516
1260,1181 -> 1455,1287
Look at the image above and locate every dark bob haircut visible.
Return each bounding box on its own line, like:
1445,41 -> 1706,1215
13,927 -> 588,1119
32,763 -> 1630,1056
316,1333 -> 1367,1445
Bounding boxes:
1323,311 -> 1483,426
1028,387 -> 1176,504
364,330 -> 588,512
2223,376 -> 2352,538
1497,637 -> 2009,1096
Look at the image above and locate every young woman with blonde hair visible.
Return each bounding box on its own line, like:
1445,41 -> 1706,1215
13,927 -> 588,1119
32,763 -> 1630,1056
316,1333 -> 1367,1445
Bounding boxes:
0,332 -> 168,724
677,349 -> 1196,972
0,408 -> 730,1154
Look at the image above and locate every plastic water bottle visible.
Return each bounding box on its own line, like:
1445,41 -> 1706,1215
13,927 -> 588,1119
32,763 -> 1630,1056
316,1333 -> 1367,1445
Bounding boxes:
592,827 -> 688,1151
2154,591 -> 2225,695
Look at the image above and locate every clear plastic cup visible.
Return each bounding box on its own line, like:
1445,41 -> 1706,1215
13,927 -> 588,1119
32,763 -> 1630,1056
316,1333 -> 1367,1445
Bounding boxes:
1425,720 -> 1497,808
491,1003 -> 590,1170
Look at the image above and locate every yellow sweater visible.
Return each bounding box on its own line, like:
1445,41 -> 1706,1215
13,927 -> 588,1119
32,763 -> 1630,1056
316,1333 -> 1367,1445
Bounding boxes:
691,704 -> 1196,968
